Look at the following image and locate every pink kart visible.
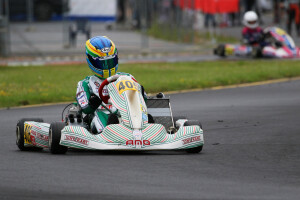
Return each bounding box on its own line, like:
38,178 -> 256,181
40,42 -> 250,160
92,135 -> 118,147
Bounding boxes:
214,27 -> 300,58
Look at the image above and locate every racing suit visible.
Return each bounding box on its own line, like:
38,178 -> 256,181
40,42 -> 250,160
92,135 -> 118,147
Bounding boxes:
76,72 -> 135,134
242,26 -> 267,47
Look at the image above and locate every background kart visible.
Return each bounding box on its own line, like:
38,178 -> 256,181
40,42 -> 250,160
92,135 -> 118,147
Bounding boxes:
214,27 -> 300,58
16,75 -> 204,154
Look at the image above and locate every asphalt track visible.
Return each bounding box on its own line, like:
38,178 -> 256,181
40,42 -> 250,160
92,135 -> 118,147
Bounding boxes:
1,80 -> 300,200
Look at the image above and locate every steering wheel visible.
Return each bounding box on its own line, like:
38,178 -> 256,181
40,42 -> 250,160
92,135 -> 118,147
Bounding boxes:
98,75 -> 120,104
98,75 -> 139,104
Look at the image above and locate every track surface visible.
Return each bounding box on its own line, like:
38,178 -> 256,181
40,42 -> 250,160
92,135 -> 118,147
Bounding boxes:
1,80 -> 300,200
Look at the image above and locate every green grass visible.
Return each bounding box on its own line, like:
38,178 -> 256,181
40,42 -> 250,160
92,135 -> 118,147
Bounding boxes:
148,23 -> 239,44
1,60 -> 300,108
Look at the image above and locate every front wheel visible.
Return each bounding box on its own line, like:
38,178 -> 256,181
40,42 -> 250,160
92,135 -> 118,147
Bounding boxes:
49,122 -> 68,154
186,146 -> 203,153
16,118 -> 44,151
184,120 -> 203,129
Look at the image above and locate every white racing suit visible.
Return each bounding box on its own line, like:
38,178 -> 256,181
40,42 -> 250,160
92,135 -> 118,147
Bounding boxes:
76,72 -> 135,134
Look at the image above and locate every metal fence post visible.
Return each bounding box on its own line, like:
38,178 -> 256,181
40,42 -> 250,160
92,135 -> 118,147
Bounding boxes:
26,0 -> 34,31
140,0 -> 149,53
0,0 -> 10,57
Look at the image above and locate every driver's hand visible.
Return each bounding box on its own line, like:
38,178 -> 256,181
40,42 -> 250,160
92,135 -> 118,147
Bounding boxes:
89,94 -> 102,110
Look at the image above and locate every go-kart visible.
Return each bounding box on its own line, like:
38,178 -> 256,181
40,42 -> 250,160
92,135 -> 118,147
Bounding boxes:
16,75 -> 204,154
214,27 -> 300,58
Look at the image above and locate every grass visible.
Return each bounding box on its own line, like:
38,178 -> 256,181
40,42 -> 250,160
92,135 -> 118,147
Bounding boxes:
1,59 -> 300,108
148,23 -> 239,44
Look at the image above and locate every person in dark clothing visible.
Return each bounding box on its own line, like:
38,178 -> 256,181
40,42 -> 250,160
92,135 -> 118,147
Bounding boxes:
285,0 -> 300,36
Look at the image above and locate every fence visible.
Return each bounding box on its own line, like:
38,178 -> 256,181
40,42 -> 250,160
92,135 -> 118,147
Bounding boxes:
0,0 -> 270,58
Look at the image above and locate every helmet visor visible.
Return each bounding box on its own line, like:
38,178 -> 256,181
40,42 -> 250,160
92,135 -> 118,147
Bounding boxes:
248,20 -> 257,25
87,54 -> 118,70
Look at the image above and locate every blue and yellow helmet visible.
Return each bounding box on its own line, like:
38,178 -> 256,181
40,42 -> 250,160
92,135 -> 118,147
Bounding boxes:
85,36 -> 118,79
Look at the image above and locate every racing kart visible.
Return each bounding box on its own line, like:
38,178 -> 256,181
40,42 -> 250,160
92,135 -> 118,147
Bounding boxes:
16,75 -> 204,154
214,27 -> 300,58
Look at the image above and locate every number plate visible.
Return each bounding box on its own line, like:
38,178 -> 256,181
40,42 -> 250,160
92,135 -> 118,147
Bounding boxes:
116,80 -> 138,94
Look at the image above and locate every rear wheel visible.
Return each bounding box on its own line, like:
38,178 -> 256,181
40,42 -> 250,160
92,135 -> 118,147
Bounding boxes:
184,120 -> 203,153
148,114 -> 155,123
49,122 -> 68,154
16,118 -> 44,151
215,44 -> 226,57
251,46 -> 263,58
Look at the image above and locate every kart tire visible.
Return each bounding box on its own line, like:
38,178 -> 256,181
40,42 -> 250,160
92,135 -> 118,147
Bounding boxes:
186,146 -> 203,154
49,122 -> 68,154
148,114 -> 155,123
251,46 -> 263,58
184,120 -> 203,129
107,113 -> 119,125
184,120 -> 203,153
172,116 -> 187,130
215,44 -> 226,57
16,118 -> 44,151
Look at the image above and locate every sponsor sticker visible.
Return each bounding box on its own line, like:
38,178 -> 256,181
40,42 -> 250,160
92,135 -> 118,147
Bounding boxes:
126,140 -> 150,146
77,93 -> 88,107
94,81 -> 100,89
182,136 -> 201,145
37,133 -> 48,141
100,47 -> 111,53
142,113 -> 148,121
64,135 -> 89,146
24,124 -> 32,145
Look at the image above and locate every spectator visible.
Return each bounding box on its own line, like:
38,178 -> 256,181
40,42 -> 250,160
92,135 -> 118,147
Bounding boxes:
284,0 -> 300,36
273,0 -> 285,24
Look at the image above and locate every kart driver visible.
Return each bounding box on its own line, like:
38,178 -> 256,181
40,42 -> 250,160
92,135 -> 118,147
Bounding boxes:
76,36 -> 139,134
242,11 -> 267,47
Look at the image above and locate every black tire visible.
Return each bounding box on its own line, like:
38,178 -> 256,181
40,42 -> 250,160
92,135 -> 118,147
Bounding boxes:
148,114 -> 155,123
184,120 -> 203,153
173,116 -> 187,129
186,146 -> 203,153
251,46 -> 263,58
173,116 -> 187,121
184,120 -> 203,129
215,44 -> 226,57
16,118 -> 44,151
49,122 -> 68,154
107,113 -> 119,125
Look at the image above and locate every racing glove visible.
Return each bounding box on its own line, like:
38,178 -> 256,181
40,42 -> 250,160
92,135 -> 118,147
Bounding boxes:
89,94 -> 102,110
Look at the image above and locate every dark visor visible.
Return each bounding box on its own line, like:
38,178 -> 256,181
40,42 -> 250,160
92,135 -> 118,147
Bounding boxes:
248,20 -> 257,25
88,54 -> 118,70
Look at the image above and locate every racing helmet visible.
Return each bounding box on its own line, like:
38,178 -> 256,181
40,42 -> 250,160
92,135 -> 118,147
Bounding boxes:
85,36 -> 118,79
243,11 -> 259,29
